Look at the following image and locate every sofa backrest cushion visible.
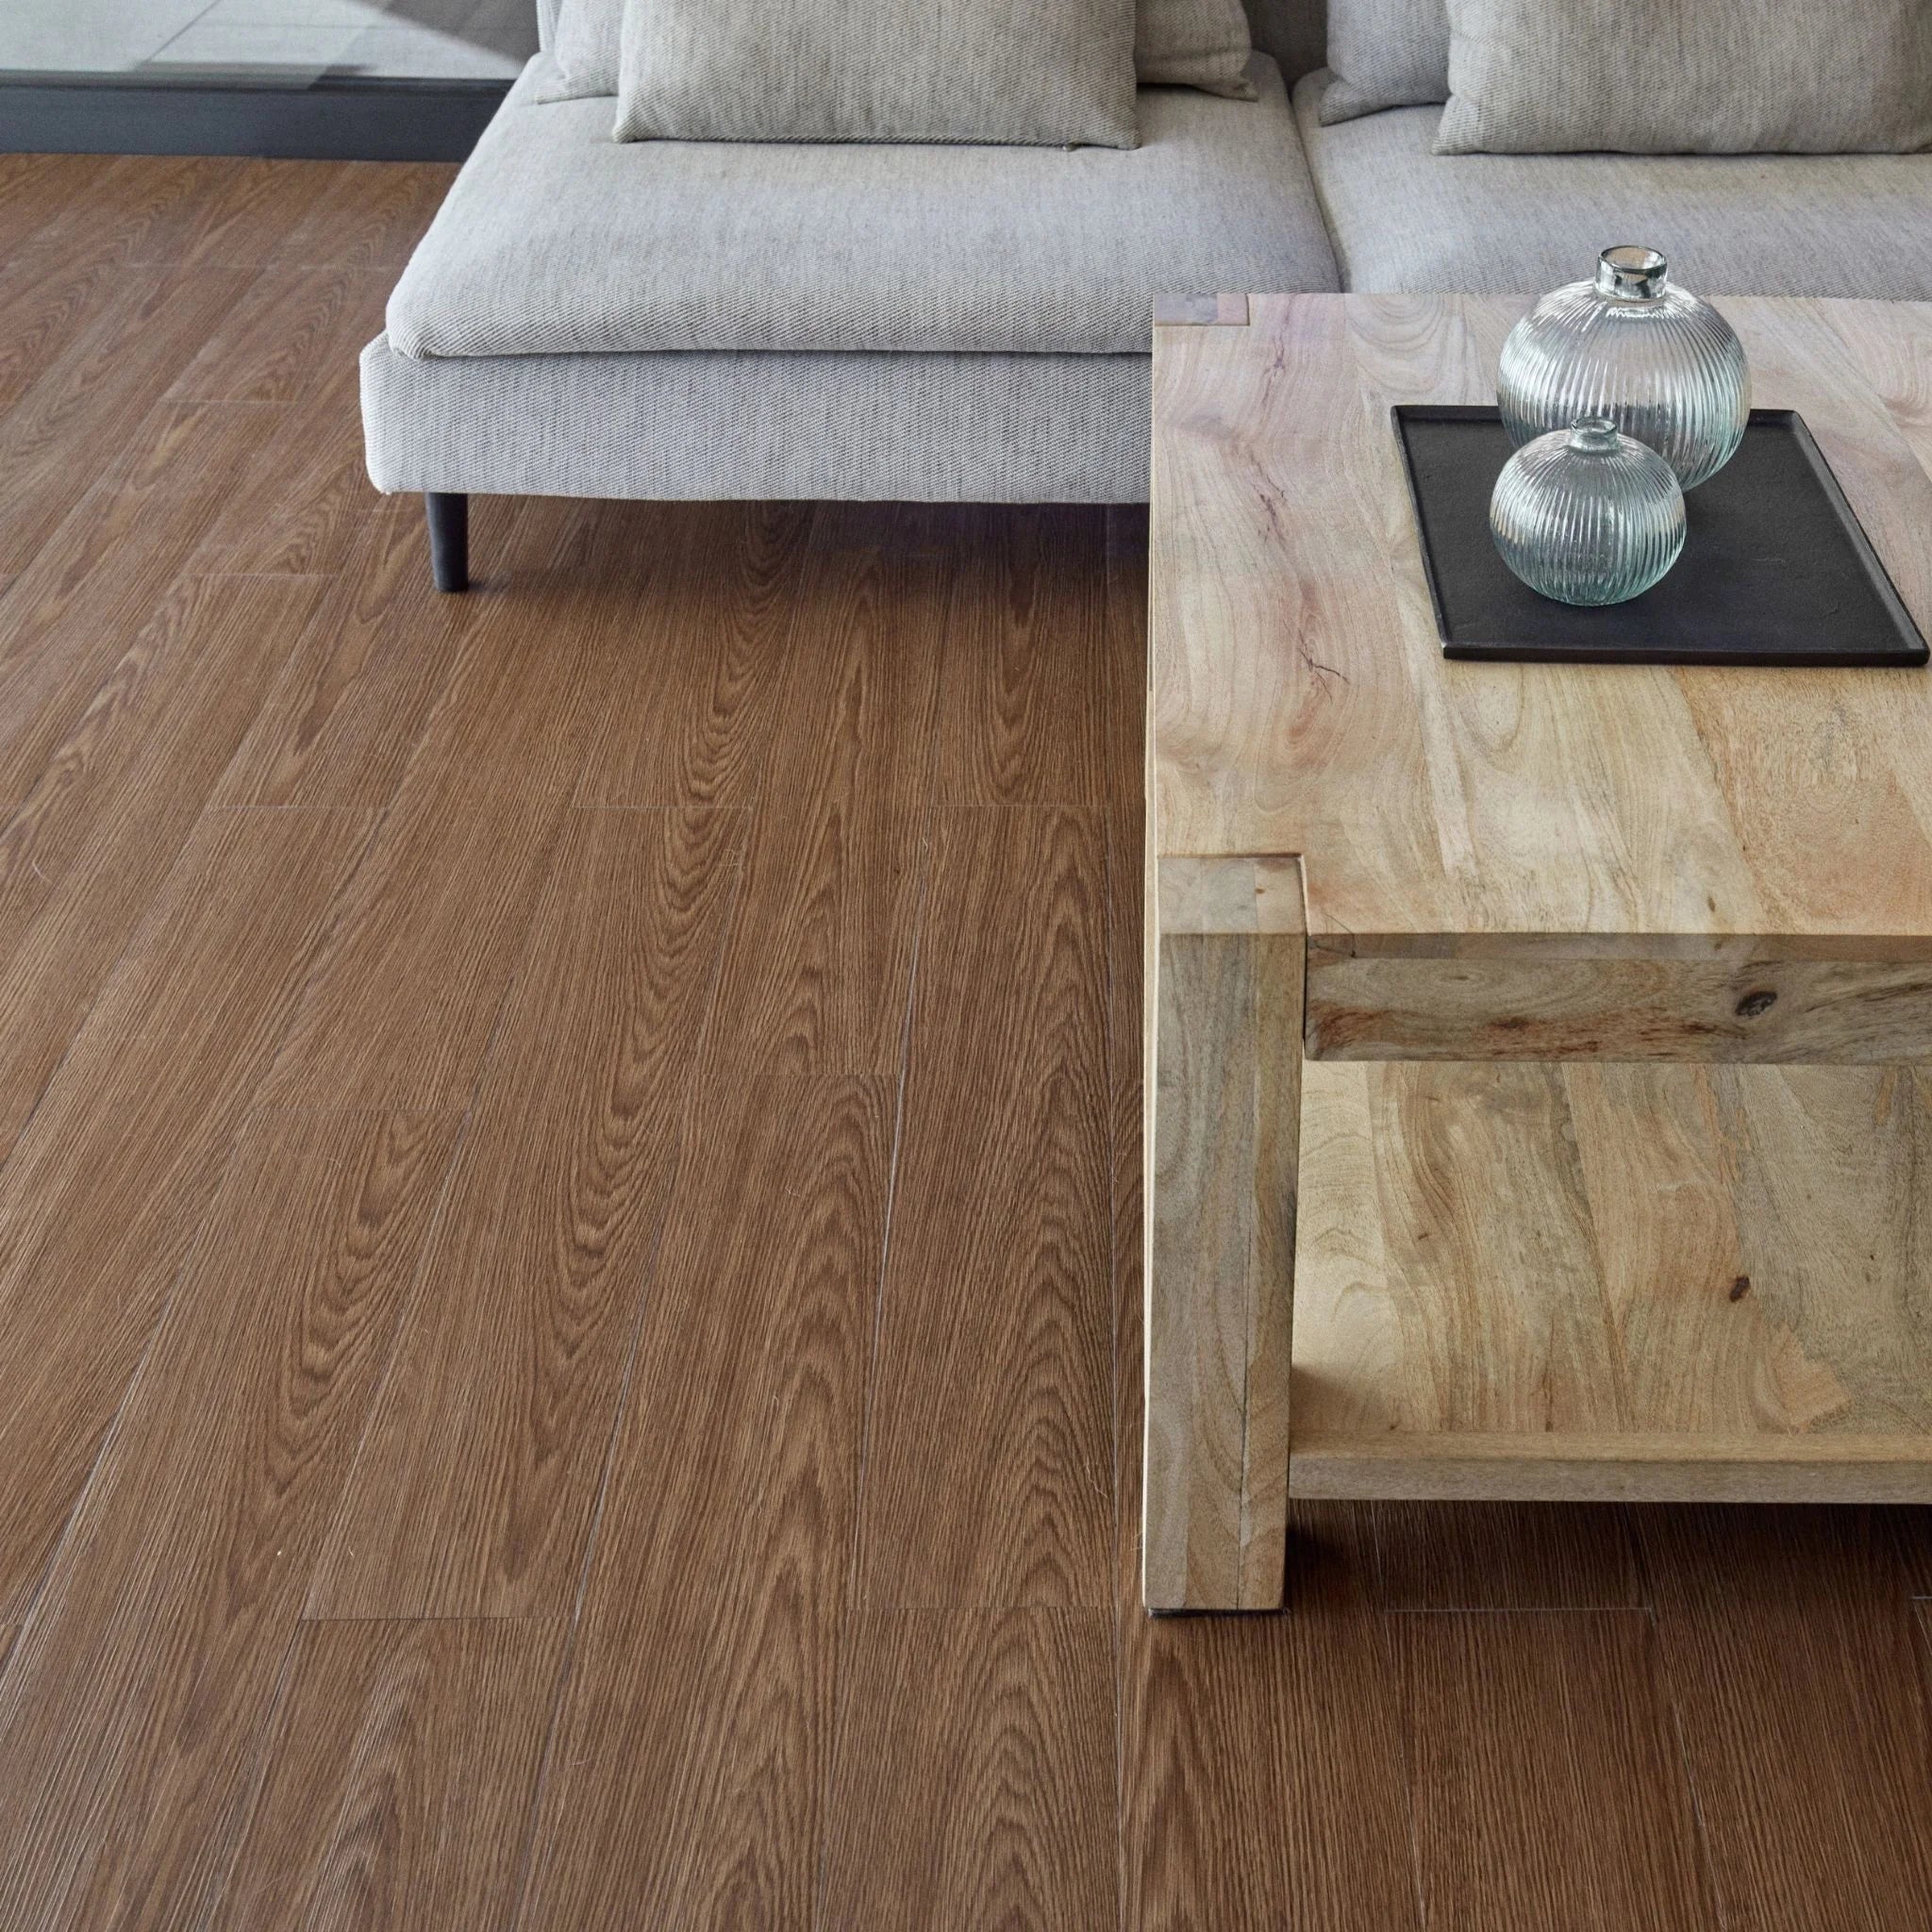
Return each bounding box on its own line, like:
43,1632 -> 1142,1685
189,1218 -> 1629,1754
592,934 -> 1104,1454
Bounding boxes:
543,0 -> 1289,101
1141,0 -> 1260,97
1438,0 -> 1932,156
612,0 -> 1141,146
1314,0 -> 1447,123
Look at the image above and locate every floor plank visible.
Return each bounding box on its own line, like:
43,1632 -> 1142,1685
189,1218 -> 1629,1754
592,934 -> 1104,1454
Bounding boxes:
268,160 -> 458,271
697,503 -> 948,1074
517,1074 -> 892,1930
1639,1507 -> 1932,1930
818,1607 -> 1117,1929
0,1107 -> 459,1928
0,264 -> 260,574
0,244 -> 130,411
0,805 -> 374,1622
257,517 -> 618,1111
121,157 -> 343,271
308,806 -> 744,1617
207,1617 -> 568,1932
0,398 -> 292,811
858,806 -> 1113,1609
934,506 -> 1111,807
0,572 -> 326,1151
0,155 -> 123,259
575,499 -> 816,811
1368,1503 -> 1646,1610
1117,1533 -> 1423,1932
1395,1610 -> 1717,1932
213,494 -> 568,810
168,261 -> 393,406
1102,504 -> 1149,814
188,356 -> 378,575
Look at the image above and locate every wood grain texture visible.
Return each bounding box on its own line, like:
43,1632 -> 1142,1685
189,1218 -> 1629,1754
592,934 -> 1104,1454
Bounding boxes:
0,155 -> 123,260
1157,854 -> 1304,935
1307,943 -> 1932,1061
119,158 -> 342,271
818,1608 -> 1116,1929
258,789 -> 566,1111
858,807 -> 1114,1609
1150,293 -> 1250,326
1292,1059 -> 1932,1500
257,522 -> 623,1110
0,244 -> 129,410
0,806 -> 373,1621
935,506 -> 1111,806
168,261 -> 392,406
698,503 -> 945,1073
1395,1611 -> 1717,1932
0,264 -> 258,573
208,1617 -> 568,1932
0,1107 -> 458,1929
213,495 -> 578,810
1369,1503 -> 1644,1611
0,572 -> 325,1151
267,159 -> 458,270
1103,504 -> 1149,813
1144,904 -> 1303,1610
1151,294 -> 1932,1000
575,499 -> 815,810
0,399 -> 289,811
188,357 -> 375,575
309,807 -> 743,1618
1639,1507 -> 1932,1931
1119,1507 -> 1422,1932
518,1075 -> 891,1931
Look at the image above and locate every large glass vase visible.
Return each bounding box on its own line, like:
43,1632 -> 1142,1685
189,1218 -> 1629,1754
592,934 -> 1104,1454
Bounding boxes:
1497,246 -> 1750,491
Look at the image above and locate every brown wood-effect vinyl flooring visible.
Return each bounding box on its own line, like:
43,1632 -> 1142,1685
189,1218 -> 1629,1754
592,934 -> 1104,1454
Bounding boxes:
0,152 -> 1928,1929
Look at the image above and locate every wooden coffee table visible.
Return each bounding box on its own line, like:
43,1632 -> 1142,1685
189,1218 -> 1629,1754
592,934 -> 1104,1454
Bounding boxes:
1144,292 -> 1932,1612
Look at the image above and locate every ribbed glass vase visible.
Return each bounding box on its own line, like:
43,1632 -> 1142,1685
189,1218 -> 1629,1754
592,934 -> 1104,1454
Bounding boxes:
1490,417 -> 1686,607
1497,247 -> 1750,490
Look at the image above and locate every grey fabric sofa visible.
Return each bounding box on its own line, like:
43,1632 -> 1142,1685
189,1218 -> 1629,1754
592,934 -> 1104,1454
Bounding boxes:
362,0 -> 1932,590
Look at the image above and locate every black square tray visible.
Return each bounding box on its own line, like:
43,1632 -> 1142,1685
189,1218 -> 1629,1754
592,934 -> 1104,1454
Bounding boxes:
1391,405 -> 1928,666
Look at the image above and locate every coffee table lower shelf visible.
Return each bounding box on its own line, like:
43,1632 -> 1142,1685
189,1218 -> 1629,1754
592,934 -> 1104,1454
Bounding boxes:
1289,1057 -> 1932,1508
1143,875 -> 1932,1612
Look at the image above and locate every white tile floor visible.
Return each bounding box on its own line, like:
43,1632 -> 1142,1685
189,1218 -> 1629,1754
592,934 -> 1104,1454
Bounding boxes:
2,0 -> 533,79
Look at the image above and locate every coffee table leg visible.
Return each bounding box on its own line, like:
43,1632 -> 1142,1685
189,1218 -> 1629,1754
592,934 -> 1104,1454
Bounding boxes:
1142,859 -> 1304,1612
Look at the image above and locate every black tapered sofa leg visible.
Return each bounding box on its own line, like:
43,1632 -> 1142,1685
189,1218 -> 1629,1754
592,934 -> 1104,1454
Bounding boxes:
425,491 -> 469,593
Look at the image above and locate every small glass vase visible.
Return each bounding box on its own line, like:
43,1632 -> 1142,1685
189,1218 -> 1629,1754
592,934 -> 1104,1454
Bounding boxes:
1497,246 -> 1750,491
1491,416 -> 1686,607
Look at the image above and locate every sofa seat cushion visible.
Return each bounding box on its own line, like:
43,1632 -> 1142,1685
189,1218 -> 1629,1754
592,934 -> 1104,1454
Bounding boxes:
1292,72 -> 1932,299
386,53 -> 1338,362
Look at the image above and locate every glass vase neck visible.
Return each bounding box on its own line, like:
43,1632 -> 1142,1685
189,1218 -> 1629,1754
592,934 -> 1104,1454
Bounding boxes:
1565,417 -> 1624,456
1596,246 -> 1670,301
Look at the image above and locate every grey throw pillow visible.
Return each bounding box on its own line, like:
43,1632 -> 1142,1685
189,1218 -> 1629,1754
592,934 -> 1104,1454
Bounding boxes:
1138,0 -> 1257,99
541,0 -> 621,101
1317,0 -> 1450,125
1438,0 -> 1932,155
614,0 -> 1141,146
546,0 -> 1247,103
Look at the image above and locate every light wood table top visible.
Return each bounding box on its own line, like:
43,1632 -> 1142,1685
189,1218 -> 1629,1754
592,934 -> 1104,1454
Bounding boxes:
1153,293 -> 1932,953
